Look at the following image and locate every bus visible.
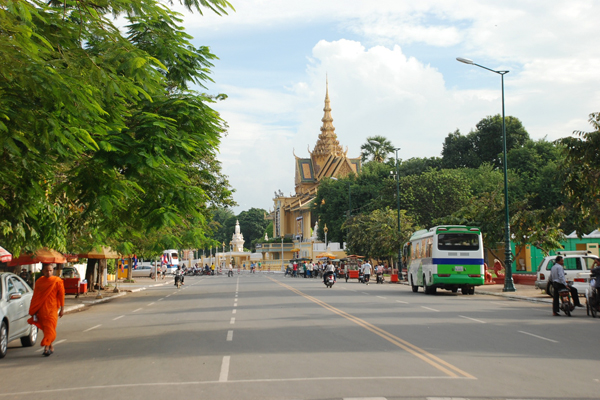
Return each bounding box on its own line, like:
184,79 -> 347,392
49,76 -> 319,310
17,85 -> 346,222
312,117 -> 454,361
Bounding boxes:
404,225 -> 484,295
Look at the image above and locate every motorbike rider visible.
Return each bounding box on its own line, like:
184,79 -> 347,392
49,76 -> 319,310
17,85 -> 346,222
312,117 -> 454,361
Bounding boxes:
174,266 -> 184,286
550,255 -> 582,316
323,261 -> 336,284
376,263 -> 384,283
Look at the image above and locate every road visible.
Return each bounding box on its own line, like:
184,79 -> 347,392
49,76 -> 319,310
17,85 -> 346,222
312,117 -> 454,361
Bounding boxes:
1,274 -> 598,400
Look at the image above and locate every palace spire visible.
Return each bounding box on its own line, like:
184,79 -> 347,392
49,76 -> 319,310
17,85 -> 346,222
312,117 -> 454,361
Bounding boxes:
312,77 -> 344,158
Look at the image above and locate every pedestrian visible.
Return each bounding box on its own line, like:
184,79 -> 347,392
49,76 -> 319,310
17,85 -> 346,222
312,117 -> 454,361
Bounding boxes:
27,263 -> 65,356
307,262 -> 313,278
303,262 -> 307,278
293,262 -> 298,277
550,255 -> 583,316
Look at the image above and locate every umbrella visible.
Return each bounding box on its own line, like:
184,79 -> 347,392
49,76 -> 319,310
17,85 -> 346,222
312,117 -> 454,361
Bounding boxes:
316,252 -> 336,259
8,248 -> 66,266
0,246 -> 12,263
78,246 -> 120,259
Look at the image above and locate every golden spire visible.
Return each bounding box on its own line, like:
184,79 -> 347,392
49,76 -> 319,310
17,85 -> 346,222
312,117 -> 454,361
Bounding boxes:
313,77 -> 343,157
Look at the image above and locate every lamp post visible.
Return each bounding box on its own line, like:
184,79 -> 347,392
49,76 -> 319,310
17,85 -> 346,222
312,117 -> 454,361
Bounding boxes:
394,147 -> 401,276
456,57 -> 515,292
281,235 -> 284,272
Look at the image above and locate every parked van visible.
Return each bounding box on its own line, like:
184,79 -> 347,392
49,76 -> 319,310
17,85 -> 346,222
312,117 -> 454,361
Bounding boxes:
163,249 -> 179,274
535,250 -> 600,297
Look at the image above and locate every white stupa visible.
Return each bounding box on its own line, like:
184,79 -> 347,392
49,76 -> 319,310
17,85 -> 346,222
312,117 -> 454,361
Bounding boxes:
231,220 -> 245,252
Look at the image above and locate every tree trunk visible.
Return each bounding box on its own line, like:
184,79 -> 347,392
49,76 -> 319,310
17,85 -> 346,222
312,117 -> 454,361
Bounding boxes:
85,259 -> 98,292
98,259 -> 106,290
126,257 -> 133,281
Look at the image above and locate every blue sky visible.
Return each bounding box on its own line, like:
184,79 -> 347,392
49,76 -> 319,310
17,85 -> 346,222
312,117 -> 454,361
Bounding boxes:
174,1 -> 600,213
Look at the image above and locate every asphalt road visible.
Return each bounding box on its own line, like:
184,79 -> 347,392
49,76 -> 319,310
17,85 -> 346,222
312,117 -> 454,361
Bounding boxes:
1,274 -> 599,400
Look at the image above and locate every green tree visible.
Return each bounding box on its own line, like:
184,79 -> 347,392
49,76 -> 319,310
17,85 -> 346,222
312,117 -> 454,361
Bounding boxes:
0,0 -> 235,256
441,116 -> 530,169
343,208 -> 416,266
236,208 -> 269,252
360,135 -> 395,163
557,112 -> 600,234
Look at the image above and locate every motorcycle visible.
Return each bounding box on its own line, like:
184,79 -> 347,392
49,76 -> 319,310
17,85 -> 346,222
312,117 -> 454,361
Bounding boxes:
174,274 -> 183,289
324,273 -> 336,288
358,270 -> 365,284
559,284 -> 575,317
376,272 -> 384,284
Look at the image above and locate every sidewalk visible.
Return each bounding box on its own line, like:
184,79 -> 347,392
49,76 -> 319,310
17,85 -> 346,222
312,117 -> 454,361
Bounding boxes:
476,283 -> 551,304
63,278 -> 170,313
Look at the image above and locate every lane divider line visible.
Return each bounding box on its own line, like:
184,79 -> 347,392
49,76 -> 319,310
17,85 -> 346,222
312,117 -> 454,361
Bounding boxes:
396,300 -> 409,304
132,308 -> 143,313
113,315 -> 125,321
458,315 -> 486,324
518,330 -> 558,343
83,324 -> 101,333
148,303 -> 154,306
158,298 -> 164,301
377,296 -> 387,299
421,306 -> 440,312
268,277 -> 474,379
226,330 -> 233,341
230,318 -> 235,325
232,309 -> 236,314
219,356 -> 230,382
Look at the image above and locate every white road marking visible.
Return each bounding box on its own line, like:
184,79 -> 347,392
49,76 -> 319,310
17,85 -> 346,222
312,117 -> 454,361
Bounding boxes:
226,330 -> 233,341
158,298 -> 164,301
0,376 -> 469,395
132,308 -> 143,313
396,300 -> 409,304
345,398 -> 388,400
165,295 -> 171,298
113,315 -> 125,321
36,339 -> 66,352
147,302 -> 154,306
232,309 -> 236,314
83,324 -> 101,332
377,296 -> 387,299
421,306 -> 440,312
459,315 -> 486,324
361,292 -> 370,295
219,356 -> 230,382
230,318 -> 235,324
234,303 -> 237,307
518,330 -> 558,343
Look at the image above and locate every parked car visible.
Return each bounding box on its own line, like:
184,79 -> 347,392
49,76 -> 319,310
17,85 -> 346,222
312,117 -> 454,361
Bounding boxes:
131,265 -> 155,278
60,266 -> 80,279
0,273 -> 37,358
535,251 -> 600,297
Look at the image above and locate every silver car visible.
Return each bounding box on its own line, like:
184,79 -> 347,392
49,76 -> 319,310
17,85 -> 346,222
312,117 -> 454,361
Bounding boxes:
0,272 -> 37,358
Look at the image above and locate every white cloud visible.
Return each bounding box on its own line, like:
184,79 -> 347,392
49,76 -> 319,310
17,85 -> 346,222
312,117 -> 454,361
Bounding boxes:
179,1 -> 600,212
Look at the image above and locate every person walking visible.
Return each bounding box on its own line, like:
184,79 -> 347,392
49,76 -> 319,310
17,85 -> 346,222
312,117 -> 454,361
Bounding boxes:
27,263 -> 65,357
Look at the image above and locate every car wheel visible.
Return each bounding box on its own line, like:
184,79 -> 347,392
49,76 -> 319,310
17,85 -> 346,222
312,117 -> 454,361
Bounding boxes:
546,282 -> 554,298
0,321 -> 8,359
21,325 -> 37,347
411,277 -> 418,293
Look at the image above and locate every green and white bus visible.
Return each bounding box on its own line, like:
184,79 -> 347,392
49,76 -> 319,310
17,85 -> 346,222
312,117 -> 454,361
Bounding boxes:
404,225 -> 484,295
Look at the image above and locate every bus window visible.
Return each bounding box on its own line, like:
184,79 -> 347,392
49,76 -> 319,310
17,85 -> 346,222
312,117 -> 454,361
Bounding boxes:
426,238 -> 433,258
438,233 -> 479,251
414,242 -> 420,260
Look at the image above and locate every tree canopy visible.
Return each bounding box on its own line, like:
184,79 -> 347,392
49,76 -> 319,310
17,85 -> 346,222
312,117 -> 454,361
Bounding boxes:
0,0 -> 235,257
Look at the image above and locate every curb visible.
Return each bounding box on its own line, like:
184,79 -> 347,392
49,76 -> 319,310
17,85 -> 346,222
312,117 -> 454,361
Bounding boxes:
82,291 -> 128,304
63,304 -> 85,314
476,290 -> 552,304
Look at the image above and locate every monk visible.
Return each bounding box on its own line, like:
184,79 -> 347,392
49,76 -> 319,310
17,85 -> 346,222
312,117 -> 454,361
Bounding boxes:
28,263 -> 65,356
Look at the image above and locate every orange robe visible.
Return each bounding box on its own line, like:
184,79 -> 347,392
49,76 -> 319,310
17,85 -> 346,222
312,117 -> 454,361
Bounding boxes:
28,276 -> 65,346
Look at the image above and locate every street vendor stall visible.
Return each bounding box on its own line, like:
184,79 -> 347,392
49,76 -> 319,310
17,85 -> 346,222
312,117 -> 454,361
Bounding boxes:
342,255 -> 364,282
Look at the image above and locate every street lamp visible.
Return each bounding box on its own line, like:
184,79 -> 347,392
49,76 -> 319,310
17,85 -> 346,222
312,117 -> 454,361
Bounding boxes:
456,56 -> 515,292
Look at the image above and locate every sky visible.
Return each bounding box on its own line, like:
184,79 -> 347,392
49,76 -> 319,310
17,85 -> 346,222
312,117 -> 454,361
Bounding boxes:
174,0 -> 600,213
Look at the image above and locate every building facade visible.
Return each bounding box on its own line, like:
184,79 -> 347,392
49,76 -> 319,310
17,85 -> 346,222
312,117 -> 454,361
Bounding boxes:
268,81 -> 361,241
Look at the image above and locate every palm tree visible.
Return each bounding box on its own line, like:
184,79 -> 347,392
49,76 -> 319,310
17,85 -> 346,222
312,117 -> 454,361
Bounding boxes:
360,135 -> 395,163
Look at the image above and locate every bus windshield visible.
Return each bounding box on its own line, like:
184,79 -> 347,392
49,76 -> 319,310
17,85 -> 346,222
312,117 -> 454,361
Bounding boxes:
437,233 -> 479,251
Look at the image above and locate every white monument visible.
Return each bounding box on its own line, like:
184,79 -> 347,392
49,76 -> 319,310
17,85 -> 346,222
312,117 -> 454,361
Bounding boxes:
311,221 -> 319,240
232,220 -> 245,252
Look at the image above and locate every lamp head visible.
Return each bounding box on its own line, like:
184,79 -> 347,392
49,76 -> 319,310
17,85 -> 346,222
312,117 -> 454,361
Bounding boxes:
456,57 -> 474,65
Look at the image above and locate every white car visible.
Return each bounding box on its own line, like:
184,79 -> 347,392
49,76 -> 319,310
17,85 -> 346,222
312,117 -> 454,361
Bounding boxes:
0,273 -> 37,358
131,265 -> 155,278
535,251 -> 600,297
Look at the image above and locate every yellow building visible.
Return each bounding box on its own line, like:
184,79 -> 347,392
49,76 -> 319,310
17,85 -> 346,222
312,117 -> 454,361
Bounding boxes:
268,81 -> 361,241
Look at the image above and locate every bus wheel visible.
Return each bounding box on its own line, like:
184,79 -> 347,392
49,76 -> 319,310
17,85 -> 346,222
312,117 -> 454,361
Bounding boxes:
411,277 -> 418,293
469,286 -> 475,295
462,285 -> 469,295
451,287 -> 458,293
